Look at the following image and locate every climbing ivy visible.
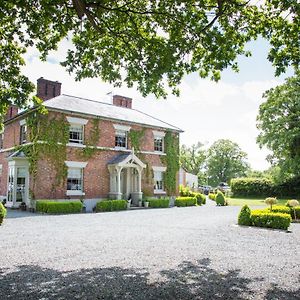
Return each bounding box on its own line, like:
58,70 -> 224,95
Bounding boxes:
161,131 -> 180,195
18,111 -> 69,196
128,129 -> 145,153
79,118 -> 101,159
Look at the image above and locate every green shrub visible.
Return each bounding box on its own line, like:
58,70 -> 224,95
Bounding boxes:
251,210 -> 291,230
215,191 -> 226,206
208,193 -> 216,200
291,206 -> 300,220
192,193 -> 206,205
238,205 -> 252,226
0,202 -> 7,225
175,197 -> 197,207
36,200 -> 83,214
147,198 -> 170,208
269,205 -> 300,221
267,205 -> 290,215
231,177 -> 274,197
179,185 -> 194,197
96,200 -> 127,212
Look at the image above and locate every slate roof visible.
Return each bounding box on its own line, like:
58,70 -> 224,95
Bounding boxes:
43,94 -> 183,132
107,153 -> 131,165
8,150 -> 27,158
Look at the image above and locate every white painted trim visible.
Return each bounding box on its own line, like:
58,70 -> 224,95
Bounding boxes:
66,190 -> 85,196
153,130 -> 165,137
154,190 -> 167,195
66,116 -> 88,125
113,124 -> 131,131
152,166 -> 167,172
67,143 -> 86,148
65,161 -> 88,168
19,119 -> 26,126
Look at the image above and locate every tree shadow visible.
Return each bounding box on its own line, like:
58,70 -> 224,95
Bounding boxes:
0,259 -> 297,299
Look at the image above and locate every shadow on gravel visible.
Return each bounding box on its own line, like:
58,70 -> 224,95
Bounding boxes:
0,258 -> 298,300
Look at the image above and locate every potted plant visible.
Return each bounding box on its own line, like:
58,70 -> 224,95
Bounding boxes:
144,200 -> 149,208
138,199 -> 142,207
127,199 -> 132,209
20,202 -> 27,211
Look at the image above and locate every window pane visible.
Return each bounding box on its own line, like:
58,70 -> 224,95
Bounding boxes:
67,168 -> 82,179
67,168 -> 83,191
115,133 -> 127,148
69,124 -> 83,143
154,137 -> 163,152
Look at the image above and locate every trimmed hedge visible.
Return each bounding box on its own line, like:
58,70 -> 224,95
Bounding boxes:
238,205 -> 251,226
0,202 -> 7,225
192,193 -> 206,205
175,197 -> 197,207
36,201 -> 83,214
266,205 -> 300,221
231,177 -> 274,197
251,210 -> 291,230
147,198 -> 170,208
96,200 -> 127,212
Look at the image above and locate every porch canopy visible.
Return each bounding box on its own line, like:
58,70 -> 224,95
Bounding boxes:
108,150 -> 146,204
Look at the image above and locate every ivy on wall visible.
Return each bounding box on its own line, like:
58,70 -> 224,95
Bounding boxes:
161,131 -> 180,195
19,111 -> 70,197
79,118 -> 101,159
128,129 -> 145,153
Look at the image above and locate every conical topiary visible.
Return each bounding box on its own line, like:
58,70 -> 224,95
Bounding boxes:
238,205 -> 252,226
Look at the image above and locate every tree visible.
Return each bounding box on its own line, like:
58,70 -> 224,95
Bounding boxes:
1,0 -> 299,123
257,73 -> 300,177
206,139 -> 249,186
180,142 -> 206,176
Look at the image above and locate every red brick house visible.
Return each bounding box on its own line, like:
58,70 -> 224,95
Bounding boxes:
0,78 -> 182,211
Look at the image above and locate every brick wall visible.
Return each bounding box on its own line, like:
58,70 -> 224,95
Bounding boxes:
0,110 -> 179,200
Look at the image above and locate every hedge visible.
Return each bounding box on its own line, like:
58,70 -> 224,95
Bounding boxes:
175,197 -> 197,207
0,202 -> 7,225
251,210 -> 291,230
190,193 -> 206,205
36,201 -> 83,214
231,178 -> 274,197
147,198 -> 170,208
96,200 -> 127,212
266,205 -> 300,221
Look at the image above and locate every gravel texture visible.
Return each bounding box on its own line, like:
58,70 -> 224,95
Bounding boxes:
0,200 -> 299,299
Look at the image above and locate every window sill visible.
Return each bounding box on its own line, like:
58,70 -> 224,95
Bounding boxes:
67,143 -> 85,148
66,190 -> 85,196
154,190 -> 167,195
114,146 -> 128,151
154,151 -> 165,155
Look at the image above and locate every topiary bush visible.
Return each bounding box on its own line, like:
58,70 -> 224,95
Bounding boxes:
36,200 -> 83,214
215,191 -> 226,206
192,193 -> 206,205
265,197 -> 277,211
251,210 -> 291,230
0,202 -> 7,225
179,185 -> 194,197
238,205 -> 252,226
175,197 -> 197,207
96,200 -> 127,212
208,193 -> 216,200
147,198 -> 170,208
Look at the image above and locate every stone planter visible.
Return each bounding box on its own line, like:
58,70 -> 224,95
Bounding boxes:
138,200 -> 142,207
144,201 -> 149,208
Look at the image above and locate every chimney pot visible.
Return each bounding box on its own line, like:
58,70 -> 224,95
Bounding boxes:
112,95 -> 132,109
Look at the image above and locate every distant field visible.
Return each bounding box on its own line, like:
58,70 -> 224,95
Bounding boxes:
227,198 -> 288,207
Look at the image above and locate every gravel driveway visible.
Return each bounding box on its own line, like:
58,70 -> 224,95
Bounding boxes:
0,201 -> 299,300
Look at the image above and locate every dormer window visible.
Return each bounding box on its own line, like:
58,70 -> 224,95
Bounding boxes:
19,119 -> 27,145
153,131 -> 165,153
113,124 -> 131,149
67,117 -> 88,145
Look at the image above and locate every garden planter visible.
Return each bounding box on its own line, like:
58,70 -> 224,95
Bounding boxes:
144,201 -> 149,208
138,200 -> 142,207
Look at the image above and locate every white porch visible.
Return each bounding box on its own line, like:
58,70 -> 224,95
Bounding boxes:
108,151 -> 146,206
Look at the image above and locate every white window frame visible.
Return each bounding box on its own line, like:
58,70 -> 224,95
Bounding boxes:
65,161 -> 87,196
153,131 -> 165,153
113,124 -> 131,149
19,120 -> 27,145
67,117 -> 88,145
152,166 -> 167,194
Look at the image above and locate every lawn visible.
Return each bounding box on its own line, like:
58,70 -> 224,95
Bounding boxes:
227,197 -> 288,207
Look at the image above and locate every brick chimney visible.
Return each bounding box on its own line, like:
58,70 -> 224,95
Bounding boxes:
112,95 -> 132,109
36,77 -> 62,101
4,105 -> 18,121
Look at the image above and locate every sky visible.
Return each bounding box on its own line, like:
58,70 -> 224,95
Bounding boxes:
21,38 -> 292,171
